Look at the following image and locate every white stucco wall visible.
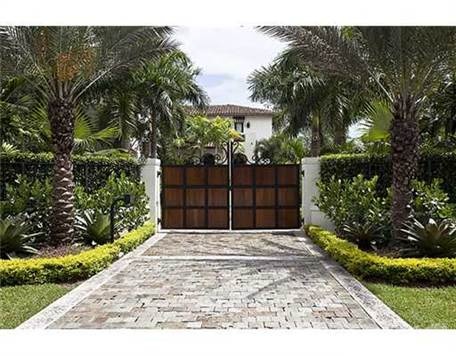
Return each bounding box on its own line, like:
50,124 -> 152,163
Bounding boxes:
242,116 -> 273,159
206,114 -> 273,160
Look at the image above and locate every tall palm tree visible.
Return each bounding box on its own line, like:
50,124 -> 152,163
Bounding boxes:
261,26 -> 456,238
1,26 -> 176,244
134,51 -> 208,158
87,72 -> 140,151
249,55 -> 363,156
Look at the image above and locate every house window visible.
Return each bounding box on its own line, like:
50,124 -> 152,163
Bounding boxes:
233,116 -> 245,133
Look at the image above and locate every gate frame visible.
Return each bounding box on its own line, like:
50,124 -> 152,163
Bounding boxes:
155,140 -> 303,230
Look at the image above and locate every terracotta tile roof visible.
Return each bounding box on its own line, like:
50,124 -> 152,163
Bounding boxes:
186,104 -> 273,117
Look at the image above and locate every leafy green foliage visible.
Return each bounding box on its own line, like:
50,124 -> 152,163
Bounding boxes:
401,218 -> 456,258
0,175 -> 52,238
411,179 -> 455,223
162,115 -> 240,164
0,217 -> 39,259
1,170 -> 147,243
0,222 -> 154,286
75,172 -> 148,233
320,152 -> 456,202
305,225 -> 456,285
75,211 -> 112,245
1,151 -> 140,192
342,220 -> 384,251
315,175 -> 390,242
254,133 -> 308,163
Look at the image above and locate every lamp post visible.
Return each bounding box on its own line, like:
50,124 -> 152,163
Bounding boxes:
110,194 -> 135,242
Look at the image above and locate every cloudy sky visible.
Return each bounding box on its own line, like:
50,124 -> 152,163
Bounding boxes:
175,27 -> 286,108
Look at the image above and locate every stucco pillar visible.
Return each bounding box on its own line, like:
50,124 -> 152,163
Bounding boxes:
301,157 -> 335,231
141,158 -> 161,229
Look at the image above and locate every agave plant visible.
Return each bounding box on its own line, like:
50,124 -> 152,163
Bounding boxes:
401,218 -> 456,257
0,217 -> 40,259
75,210 -> 112,245
342,220 -> 384,251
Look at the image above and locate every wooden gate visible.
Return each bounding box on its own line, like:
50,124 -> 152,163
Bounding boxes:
231,164 -> 300,229
161,165 -> 229,229
161,163 -> 300,230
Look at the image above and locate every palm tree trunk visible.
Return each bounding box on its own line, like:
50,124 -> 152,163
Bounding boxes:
120,136 -> 130,150
150,115 -> 157,158
48,98 -> 75,245
310,115 -> 321,157
390,95 -> 419,240
334,126 -> 346,146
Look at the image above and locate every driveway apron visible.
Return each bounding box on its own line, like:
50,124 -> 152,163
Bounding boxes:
19,231 -> 410,329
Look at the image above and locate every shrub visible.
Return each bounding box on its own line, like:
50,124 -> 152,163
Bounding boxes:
1,172 -> 148,242
75,172 -> 149,233
320,151 -> 456,202
316,174 -> 455,249
410,179 -> 455,223
342,220 -> 384,251
0,216 -> 40,259
0,151 -> 141,195
0,175 -> 52,238
0,221 -> 154,286
305,225 -> 456,285
75,210 -> 112,245
314,174 -> 390,242
401,218 -> 456,258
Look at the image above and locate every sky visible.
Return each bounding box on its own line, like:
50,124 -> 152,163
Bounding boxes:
175,27 -> 286,108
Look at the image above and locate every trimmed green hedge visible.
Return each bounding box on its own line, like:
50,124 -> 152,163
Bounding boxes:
0,152 -> 141,194
320,151 -> 456,201
305,225 -> 456,285
0,222 -> 155,286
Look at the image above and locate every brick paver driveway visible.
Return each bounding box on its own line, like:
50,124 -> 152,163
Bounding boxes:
20,232 -> 409,329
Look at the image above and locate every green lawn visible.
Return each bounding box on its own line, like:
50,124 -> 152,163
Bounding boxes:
365,282 -> 456,329
0,283 -> 72,329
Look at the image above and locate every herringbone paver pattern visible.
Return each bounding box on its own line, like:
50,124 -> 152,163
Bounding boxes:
48,232 -> 382,329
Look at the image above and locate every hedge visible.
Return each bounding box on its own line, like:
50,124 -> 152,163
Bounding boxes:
0,221 -> 155,286
0,151 -> 141,195
320,151 -> 456,201
305,225 -> 456,285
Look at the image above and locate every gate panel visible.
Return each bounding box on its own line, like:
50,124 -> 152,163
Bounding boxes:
161,165 -> 229,229
232,164 -> 300,229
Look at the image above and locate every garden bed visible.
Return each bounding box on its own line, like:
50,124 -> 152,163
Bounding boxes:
304,225 -> 456,285
0,221 -> 155,286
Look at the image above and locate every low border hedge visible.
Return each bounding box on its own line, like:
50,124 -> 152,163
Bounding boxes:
304,225 -> 456,285
0,222 -> 155,286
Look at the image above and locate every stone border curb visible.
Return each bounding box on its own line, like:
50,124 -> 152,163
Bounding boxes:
17,232 -> 167,329
294,231 -> 411,329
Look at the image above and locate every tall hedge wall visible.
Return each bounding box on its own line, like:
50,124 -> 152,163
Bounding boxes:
320,151 -> 456,201
0,152 -> 141,196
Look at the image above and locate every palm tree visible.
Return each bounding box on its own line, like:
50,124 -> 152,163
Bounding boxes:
88,72 -> 140,151
261,26 -> 456,238
1,26 -> 176,244
249,55 -> 363,156
134,51 -> 208,158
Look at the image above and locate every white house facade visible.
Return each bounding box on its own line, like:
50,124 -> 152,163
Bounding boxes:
189,104 -> 274,160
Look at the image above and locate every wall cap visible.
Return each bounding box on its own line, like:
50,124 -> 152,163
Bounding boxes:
144,158 -> 161,166
301,157 -> 321,165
